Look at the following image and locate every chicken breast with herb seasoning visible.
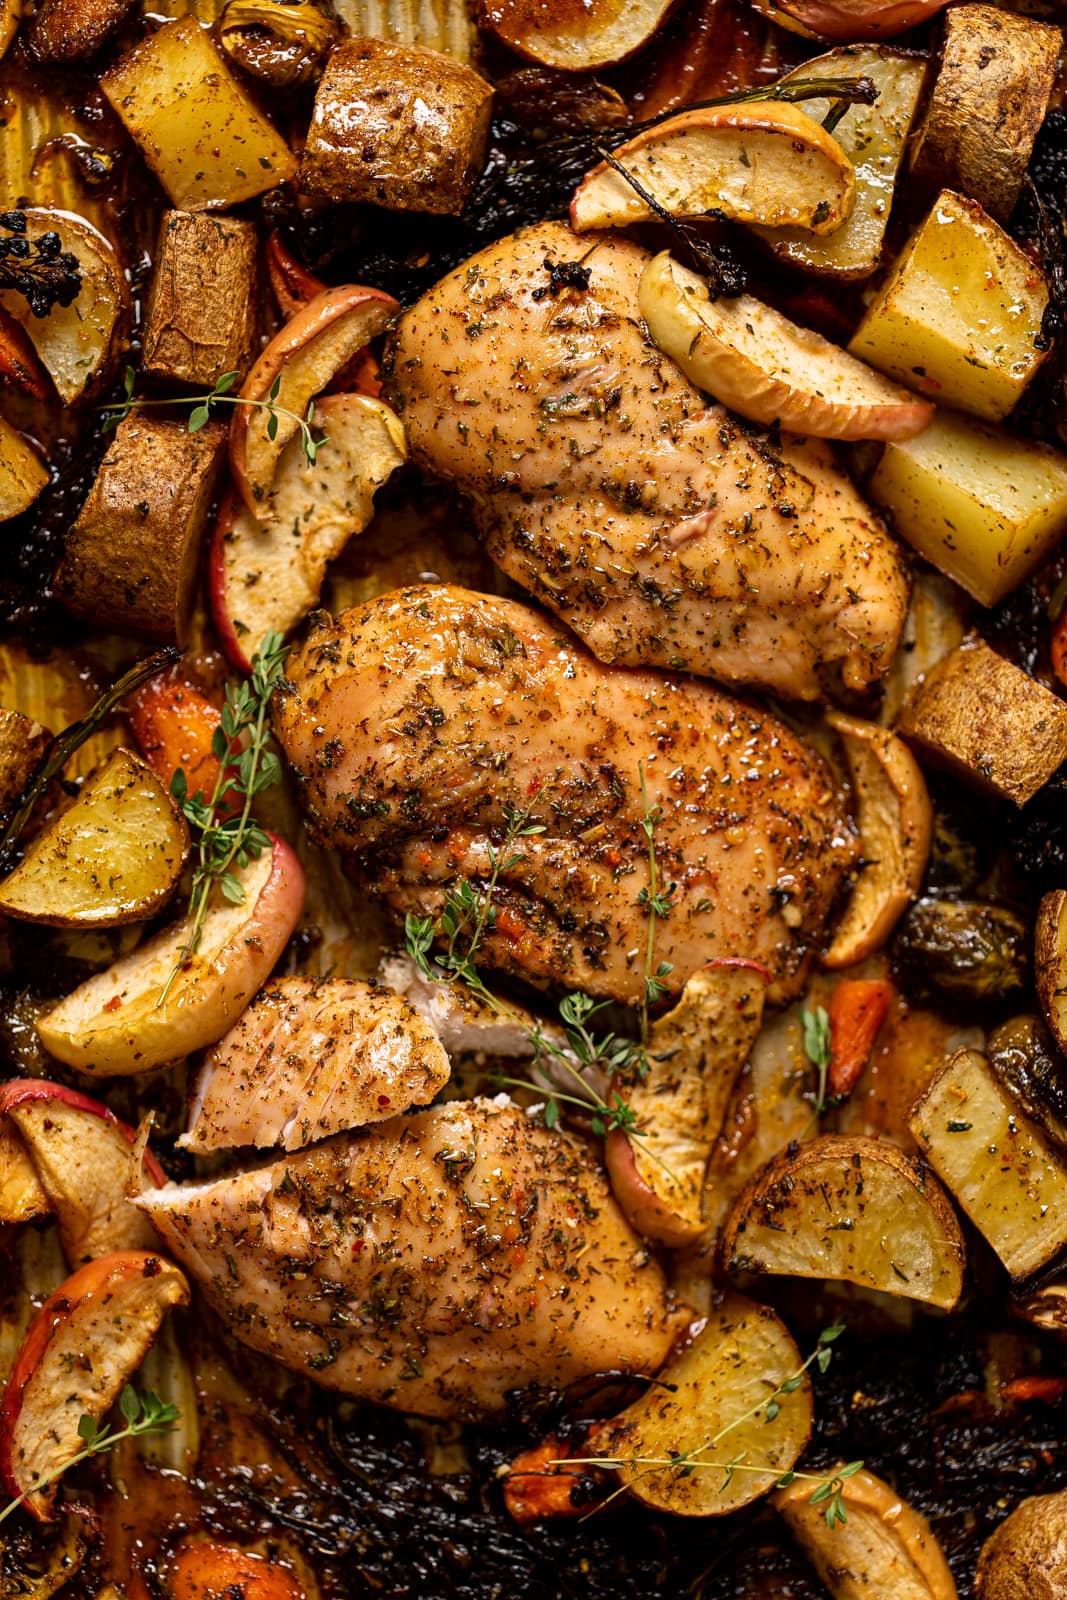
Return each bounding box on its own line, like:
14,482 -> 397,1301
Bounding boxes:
385,220 -> 909,701
273,584 -> 855,1006
139,1098 -> 688,1417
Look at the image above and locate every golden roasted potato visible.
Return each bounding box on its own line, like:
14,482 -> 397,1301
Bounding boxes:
0,705 -> 49,824
721,1134 -> 965,1308
586,1295 -> 812,1516
0,747 -> 188,928
1035,891 -> 1067,1058
909,5 -> 1061,222
899,635 -> 1067,808
24,0 -> 134,61
477,0 -> 672,71
868,415 -> 1067,608
908,1047 -> 1067,1281
101,16 -> 297,211
849,192 -> 1049,422
0,416 -> 49,522
750,46 -> 925,279
299,39 -> 493,215
976,1491 -> 1067,1600
55,412 -> 228,644
142,211 -> 260,389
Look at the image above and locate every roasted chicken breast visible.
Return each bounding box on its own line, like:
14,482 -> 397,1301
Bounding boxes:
140,1098 -> 687,1418
386,220 -> 910,701
274,584 -> 855,1005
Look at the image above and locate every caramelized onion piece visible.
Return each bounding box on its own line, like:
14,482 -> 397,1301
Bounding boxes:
218,0 -> 337,88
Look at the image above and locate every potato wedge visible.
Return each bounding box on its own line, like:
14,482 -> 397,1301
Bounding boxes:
0,747 -> 188,928
0,1120 -> 48,1225
824,713 -> 932,968
775,1464 -> 958,1599
605,959 -> 768,1245
0,1250 -> 188,1519
55,413 -> 228,645
0,416 -> 49,522
211,393 -> 406,672
868,413 -> 1067,609
849,192 -> 1049,422
585,1295 -> 811,1516
142,211 -> 260,389
640,253 -> 931,442
570,102 -> 855,235
899,635 -> 1067,808
750,47 -> 925,280
0,210 -> 128,405
909,6 -> 1061,223
299,39 -> 493,215
37,835 -> 305,1075
229,285 -> 399,519
0,706 -> 50,826
1036,892 -> 1067,1061
0,1079 -> 166,1262
721,1134 -> 965,1308
101,16 -> 297,211
908,1048 -> 1067,1281
477,0 -> 673,71
976,1491 -> 1067,1600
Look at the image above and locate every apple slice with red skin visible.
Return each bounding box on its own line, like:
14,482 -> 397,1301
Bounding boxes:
753,0 -> 950,40
0,1080 -> 166,1263
0,1120 -> 48,1226
211,392 -> 407,673
0,1249 -> 189,1520
36,834 -> 306,1076
229,284 -> 399,520
605,958 -> 770,1245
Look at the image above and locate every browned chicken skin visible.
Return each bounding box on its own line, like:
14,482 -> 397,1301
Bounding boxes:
386,221 -> 910,701
140,1099 -> 686,1419
274,584 -> 855,1005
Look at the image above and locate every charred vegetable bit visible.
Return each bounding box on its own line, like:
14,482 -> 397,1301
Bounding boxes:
893,898 -> 1029,1006
563,1324 -> 862,1530
0,212 -> 81,318
0,1387 -> 178,1526
159,630 -> 287,1003
988,1014 -> 1067,1148
103,366 -> 327,469
0,646 -> 180,876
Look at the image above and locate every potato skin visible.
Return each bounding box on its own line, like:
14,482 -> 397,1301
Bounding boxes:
142,211 -> 260,389
24,0 -> 134,61
977,1491 -> 1067,1600
55,412 -> 227,644
299,38 -> 493,214
909,5 -> 1061,222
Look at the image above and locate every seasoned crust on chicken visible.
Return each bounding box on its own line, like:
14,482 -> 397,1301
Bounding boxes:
385,221 -> 910,702
139,1098 -> 687,1418
273,584 -> 856,1005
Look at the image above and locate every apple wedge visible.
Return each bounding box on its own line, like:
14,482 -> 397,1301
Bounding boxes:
0,210 -> 129,406
823,712 -> 932,967
0,1250 -> 188,1519
478,0 -> 674,71
753,0 -> 950,39
211,393 -> 406,673
570,102 -> 855,235
0,1120 -> 48,1225
229,285 -> 399,520
36,835 -> 306,1075
605,958 -> 768,1246
0,746 -> 189,928
0,1080 -> 166,1263
0,415 -> 48,522
639,253 -> 932,441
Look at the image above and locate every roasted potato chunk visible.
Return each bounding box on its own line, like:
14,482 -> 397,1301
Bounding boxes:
909,5 -> 1061,222
988,1015 -> 1067,1150
24,0 -> 134,62
0,416 -> 48,522
0,705 -> 49,824
55,412 -> 227,644
977,1491 -> 1067,1600
849,191 -> 1049,422
1035,890 -> 1067,1060
899,635 -> 1067,807
101,16 -> 297,211
299,38 -> 493,214
0,747 -> 188,928
142,211 -> 260,389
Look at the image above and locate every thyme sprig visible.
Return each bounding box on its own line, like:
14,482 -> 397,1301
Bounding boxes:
102,367 -> 327,468
559,1323 -> 862,1529
802,1003 -> 838,1128
0,1388 -> 179,1526
158,631 -> 288,1005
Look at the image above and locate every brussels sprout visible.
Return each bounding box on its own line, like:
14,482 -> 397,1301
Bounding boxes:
988,1014 -> 1067,1149
893,898 -> 1029,1004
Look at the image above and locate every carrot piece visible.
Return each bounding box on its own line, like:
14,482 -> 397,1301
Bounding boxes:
169,1539 -> 307,1599
1000,1376 -> 1067,1404
827,977 -> 894,1099
503,1437 -> 594,1524
127,665 -> 223,800
265,230 -> 327,319
0,304 -> 51,400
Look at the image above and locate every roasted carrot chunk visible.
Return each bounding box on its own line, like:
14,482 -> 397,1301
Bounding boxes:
827,978 -> 894,1099
127,666 -> 222,800
503,1436 -> 595,1524
169,1538 -> 307,1599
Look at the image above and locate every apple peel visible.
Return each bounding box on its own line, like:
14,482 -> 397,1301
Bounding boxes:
0,1249 -> 189,1520
229,284 -> 399,519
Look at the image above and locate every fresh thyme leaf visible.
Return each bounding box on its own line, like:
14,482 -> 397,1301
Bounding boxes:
99,369 -> 328,469
802,1004 -> 834,1125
